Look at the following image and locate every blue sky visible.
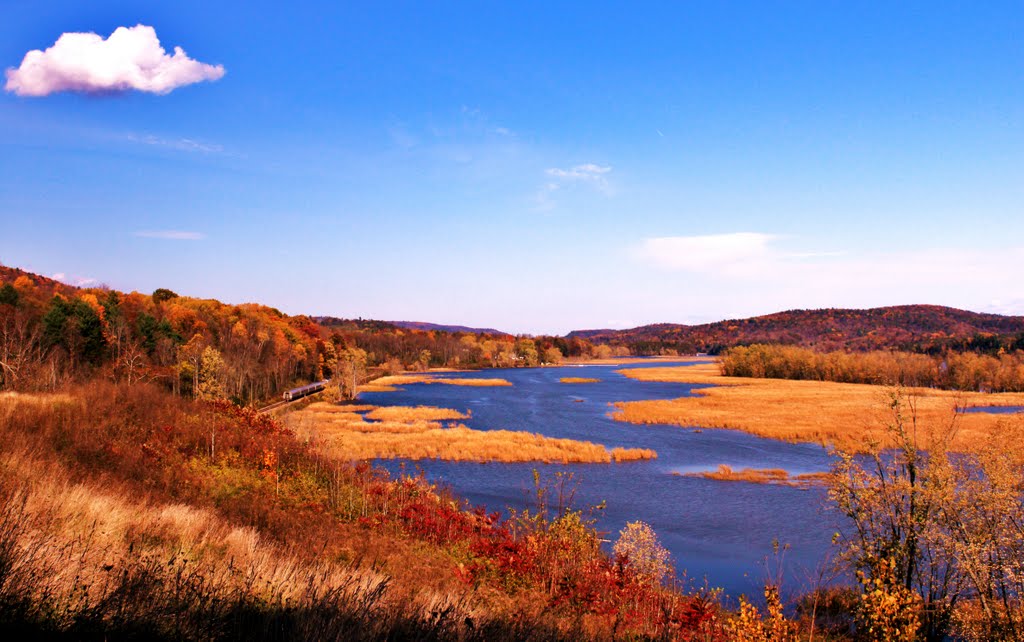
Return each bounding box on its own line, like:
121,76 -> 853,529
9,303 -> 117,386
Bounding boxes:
1,2 -> 1022,334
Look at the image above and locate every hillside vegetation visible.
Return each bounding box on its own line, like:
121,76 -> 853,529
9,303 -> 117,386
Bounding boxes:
0,382 -> 735,640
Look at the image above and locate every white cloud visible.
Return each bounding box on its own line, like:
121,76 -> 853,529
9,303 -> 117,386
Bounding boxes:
135,230 -> 205,240
5,24 -> 224,97
51,273 -> 97,287
635,232 -> 780,275
985,299 -> 1024,316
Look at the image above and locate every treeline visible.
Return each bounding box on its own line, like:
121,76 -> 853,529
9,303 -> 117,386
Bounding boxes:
0,268 -> 630,403
320,316 -> 628,373
722,343 -> 1024,392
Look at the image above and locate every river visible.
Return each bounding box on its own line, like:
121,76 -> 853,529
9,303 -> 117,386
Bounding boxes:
361,360 -> 839,598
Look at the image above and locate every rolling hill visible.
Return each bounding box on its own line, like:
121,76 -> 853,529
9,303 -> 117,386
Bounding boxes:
569,305 -> 1024,354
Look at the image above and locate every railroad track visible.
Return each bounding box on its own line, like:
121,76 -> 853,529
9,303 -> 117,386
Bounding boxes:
257,399 -> 291,414
258,387 -> 330,414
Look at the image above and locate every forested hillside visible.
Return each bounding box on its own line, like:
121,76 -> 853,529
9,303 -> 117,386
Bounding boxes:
571,305 -> 1024,355
0,266 -> 617,402
0,266 -> 326,402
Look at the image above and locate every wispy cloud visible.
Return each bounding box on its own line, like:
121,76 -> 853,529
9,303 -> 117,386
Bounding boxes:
545,163 -> 612,183
634,232 -> 782,276
134,230 -> 206,240
633,232 -> 1024,309
536,163 -> 614,210
125,133 -> 223,153
51,273 -> 97,287
5,24 -> 224,97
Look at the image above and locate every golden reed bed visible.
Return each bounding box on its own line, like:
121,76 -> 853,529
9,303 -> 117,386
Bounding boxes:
613,362 -> 1024,453
681,464 -> 829,487
359,375 -> 513,393
291,402 -> 656,464
559,377 -> 601,384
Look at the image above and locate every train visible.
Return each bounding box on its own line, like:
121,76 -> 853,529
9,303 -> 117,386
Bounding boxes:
282,380 -> 328,401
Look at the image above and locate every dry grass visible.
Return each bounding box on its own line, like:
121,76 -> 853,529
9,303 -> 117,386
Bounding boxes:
305,402 -> 378,413
360,375 -> 512,393
610,447 -> 657,462
365,406 -> 469,422
682,464 -> 828,487
0,448 -> 442,639
435,378 -> 512,387
305,424 -> 655,464
614,363 -> 1024,453
0,390 -> 74,406
559,377 -> 601,384
0,450 -> 384,598
0,381 -> 700,640
289,403 -> 655,464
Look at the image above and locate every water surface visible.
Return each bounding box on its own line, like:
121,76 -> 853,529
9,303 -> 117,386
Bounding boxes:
363,360 -> 839,597
963,405 -> 1024,415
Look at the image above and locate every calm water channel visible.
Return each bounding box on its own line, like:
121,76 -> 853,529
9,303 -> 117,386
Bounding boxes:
361,360 -> 839,598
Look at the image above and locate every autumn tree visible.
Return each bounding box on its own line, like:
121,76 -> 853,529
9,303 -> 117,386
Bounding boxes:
177,334 -> 206,398
543,346 -> 563,365
613,521 -> 672,585
417,349 -> 431,371
151,288 -> 179,304
196,346 -> 226,400
515,338 -> 538,367
929,419 -> 1024,641
829,390 -> 962,641
593,344 -> 614,360
335,346 -> 367,400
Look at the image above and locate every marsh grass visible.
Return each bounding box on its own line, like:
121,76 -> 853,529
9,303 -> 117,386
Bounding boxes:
559,377 -> 601,384
683,464 -> 828,487
360,375 -> 512,393
614,363 -> 1024,452
365,405 -> 469,422
291,403 -> 656,464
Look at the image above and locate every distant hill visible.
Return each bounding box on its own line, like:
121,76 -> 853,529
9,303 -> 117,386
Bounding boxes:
568,305 -> 1024,354
0,264 -> 75,296
312,317 -> 509,336
388,320 -> 510,336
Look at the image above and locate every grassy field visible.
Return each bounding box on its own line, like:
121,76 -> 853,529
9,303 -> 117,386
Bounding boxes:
291,402 -> 656,463
558,377 -> 601,384
613,362 -> 1024,453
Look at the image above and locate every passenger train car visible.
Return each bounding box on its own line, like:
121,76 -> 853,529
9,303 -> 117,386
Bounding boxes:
282,380 -> 328,401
